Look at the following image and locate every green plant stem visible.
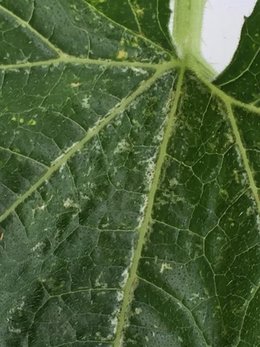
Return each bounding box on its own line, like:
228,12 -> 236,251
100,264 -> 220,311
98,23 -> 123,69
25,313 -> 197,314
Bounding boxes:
173,0 -> 217,80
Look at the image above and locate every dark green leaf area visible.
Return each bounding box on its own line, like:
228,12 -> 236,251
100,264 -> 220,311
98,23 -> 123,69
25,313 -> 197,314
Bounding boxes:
0,63 -> 153,214
0,0 -> 34,21
0,8 -> 57,64
0,0 -> 170,63
216,1 -> 260,104
85,0 -> 139,33
234,106 -> 260,190
124,74 -> 260,347
131,0 -> 174,51
85,0 -> 174,52
0,72 -> 176,346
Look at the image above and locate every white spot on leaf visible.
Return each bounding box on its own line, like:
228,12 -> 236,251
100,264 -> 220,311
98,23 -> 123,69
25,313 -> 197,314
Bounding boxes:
82,96 -> 91,109
63,198 -> 79,209
160,262 -> 173,273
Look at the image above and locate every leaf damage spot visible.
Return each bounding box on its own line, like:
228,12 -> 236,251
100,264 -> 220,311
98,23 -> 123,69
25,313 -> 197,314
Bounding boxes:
116,50 -> 128,60
145,155 -> 157,186
71,82 -> 81,88
131,67 -> 149,76
28,119 -> 37,126
82,96 -> 91,109
31,241 -> 45,252
114,139 -> 130,154
36,203 -> 47,211
63,197 -> 79,209
159,262 -> 173,273
135,307 -> 142,315
119,268 -> 130,288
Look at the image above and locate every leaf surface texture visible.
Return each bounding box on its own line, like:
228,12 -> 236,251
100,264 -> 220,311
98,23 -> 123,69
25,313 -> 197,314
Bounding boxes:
0,1 -> 259,346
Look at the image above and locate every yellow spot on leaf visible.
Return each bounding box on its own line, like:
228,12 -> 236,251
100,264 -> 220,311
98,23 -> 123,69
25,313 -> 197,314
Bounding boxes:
117,50 -> 128,60
71,82 -> 81,88
28,119 -> 36,126
135,6 -> 144,17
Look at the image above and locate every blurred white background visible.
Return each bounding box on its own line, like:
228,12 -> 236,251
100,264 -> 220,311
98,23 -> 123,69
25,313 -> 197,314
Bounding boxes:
202,0 -> 257,73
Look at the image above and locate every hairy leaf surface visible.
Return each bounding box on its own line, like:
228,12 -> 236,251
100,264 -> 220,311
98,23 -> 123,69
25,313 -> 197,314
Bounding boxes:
0,1 -> 259,347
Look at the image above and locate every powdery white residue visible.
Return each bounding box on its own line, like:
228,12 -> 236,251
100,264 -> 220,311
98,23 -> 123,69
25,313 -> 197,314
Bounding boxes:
159,262 -> 173,273
59,163 -> 66,173
131,67 -> 149,76
114,139 -> 130,154
63,197 -> 80,209
36,203 -> 47,211
65,141 -> 80,153
94,272 -> 107,288
154,120 -> 167,143
114,114 -> 123,127
178,336 -> 184,343
51,153 -> 66,165
136,195 -> 148,229
8,327 -> 21,334
119,268 -> 130,289
81,96 -> 91,109
145,154 -> 157,188
188,292 -> 201,302
241,171 -> 248,186
31,242 -> 44,252
7,297 -> 26,331
51,141 -> 79,165
110,314 -> 119,335
135,307 -> 142,315
118,244 -> 135,288
109,289 -> 126,336
70,82 -> 81,88
120,66 -> 130,73
233,146 -> 249,186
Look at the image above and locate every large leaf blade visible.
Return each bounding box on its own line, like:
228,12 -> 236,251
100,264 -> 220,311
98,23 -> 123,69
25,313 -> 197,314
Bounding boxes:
123,72 -> 260,346
0,0 -> 259,346
0,55 -> 178,345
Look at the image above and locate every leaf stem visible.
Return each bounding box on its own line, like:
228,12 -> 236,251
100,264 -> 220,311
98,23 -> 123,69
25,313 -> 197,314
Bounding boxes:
173,0 -> 216,80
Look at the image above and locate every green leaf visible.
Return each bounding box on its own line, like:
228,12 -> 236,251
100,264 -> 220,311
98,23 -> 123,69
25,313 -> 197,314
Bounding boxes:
216,1 -> 260,104
85,0 -> 175,51
0,1 -> 259,347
